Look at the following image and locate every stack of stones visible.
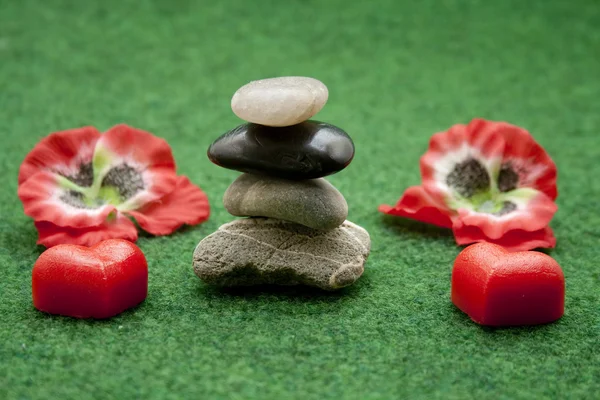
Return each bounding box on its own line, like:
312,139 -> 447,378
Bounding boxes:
193,76 -> 371,291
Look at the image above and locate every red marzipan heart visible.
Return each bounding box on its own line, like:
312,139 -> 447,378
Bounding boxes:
32,239 -> 148,319
451,242 -> 564,326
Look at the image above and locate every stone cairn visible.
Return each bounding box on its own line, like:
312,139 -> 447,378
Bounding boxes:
193,76 -> 371,290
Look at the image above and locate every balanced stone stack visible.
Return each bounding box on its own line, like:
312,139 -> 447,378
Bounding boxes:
193,77 -> 371,290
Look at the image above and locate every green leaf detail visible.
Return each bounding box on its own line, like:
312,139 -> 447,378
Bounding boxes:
446,186 -> 540,214
97,185 -> 123,206
498,187 -> 538,202
88,144 -> 116,198
56,174 -> 88,193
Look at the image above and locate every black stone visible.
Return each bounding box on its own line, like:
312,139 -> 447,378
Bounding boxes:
207,121 -> 355,179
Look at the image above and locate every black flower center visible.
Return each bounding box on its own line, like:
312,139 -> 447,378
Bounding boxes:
446,158 -> 491,198
497,163 -> 519,192
60,191 -> 96,209
58,163 -> 145,209
59,163 -> 95,208
101,164 -> 145,200
64,162 -> 94,188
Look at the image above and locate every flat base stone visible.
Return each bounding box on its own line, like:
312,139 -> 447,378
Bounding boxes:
193,218 -> 370,291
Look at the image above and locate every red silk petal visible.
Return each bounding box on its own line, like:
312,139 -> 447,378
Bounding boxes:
18,127 -> 101,185
126,176 -> 210,235
456,192 -> 557,240
35,214 -> 138,248
496,124 -> 558,200
379,186 -> 454,228
98,124 -> 176,171
18,172 -> 116,228
465,119 -> 510,157
425,119 -> 506,160
452,222 -> 556,252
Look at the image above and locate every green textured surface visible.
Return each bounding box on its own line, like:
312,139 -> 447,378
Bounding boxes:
1,0 -> 599,398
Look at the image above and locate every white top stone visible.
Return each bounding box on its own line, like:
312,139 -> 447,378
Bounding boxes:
231,76 -> 329,127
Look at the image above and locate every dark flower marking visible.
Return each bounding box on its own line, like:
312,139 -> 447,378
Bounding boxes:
58,163 -> 144,208
446,158 -> 491,198
498,163 -> 519,192
102,164 -> 145,200
494,201 -> 517,216
60,191 -> 95,209
63,162 -> 94,187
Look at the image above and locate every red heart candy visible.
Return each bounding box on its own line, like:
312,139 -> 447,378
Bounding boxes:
451,242 -> 564,326
32,239 -> 148,319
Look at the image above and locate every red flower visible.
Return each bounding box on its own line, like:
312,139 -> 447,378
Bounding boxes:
18,125 -> 210,247
379,119 -> 558,251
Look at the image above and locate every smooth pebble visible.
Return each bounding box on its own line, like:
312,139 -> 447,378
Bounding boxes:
223,173 -> 347,231
207,121 -> 354,179
231,76 -> 328,127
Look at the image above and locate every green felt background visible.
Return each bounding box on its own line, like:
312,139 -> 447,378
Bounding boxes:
1,0 -> 599,398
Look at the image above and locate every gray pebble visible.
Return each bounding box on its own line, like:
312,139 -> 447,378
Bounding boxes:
223,173 -> 348,231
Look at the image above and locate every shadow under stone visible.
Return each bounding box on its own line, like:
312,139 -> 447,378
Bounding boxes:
136,221 -> 208,239
380,214 -> 454,240
196,273 -> 369,302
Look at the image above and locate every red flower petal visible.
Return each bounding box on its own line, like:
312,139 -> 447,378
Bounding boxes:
35,214 -> 138,248
95,124 -> 178,208
452,222 -> 556,252
18,127 -> 101,185
98,124 -> 176,170
126,176 -> 210,235
427,119 -> 506,160
379,185 -> 454,228
456,191 -> 557,240
495,123 -> 558,200
420,119 -> 505,200
18,171 -> 116,228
